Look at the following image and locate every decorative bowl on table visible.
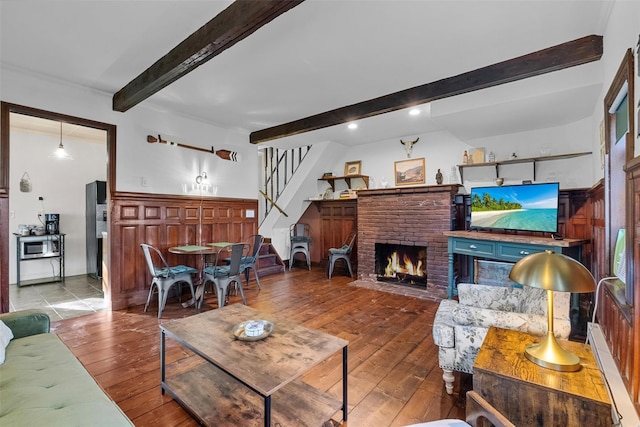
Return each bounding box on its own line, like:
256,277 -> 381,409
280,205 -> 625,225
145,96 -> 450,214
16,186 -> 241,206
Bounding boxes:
233,320 -> 274,341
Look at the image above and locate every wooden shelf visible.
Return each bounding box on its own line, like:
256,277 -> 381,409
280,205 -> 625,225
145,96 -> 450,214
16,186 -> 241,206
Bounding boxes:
319,174 -> 369,191
164,362 -> 343,426
457,151 -> 592,183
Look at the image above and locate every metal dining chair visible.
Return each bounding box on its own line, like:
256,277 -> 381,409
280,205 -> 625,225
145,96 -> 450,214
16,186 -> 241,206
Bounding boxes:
140,243 -> 197,318
328,231 -> 357,278
240,234 -> 264,290
198,243 -> 248,309
289,223 -> 312,270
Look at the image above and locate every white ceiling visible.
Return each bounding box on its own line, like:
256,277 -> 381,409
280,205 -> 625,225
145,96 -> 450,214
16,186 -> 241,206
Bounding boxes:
9,113 -> 107,144
0,1 -> 611,149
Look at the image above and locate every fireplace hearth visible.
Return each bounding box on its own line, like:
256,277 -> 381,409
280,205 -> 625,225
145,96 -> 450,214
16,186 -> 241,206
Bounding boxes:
375,243 -> 427,289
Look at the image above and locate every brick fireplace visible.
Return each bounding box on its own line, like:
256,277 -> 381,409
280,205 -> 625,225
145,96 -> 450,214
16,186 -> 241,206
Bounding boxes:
357,184 -> 462,296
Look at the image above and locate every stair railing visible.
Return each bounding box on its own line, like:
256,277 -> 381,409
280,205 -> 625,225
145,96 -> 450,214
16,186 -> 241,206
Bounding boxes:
261,145 -> 312,218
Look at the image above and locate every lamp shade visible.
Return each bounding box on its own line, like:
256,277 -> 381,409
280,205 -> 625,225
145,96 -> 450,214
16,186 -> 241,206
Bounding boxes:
509,250 -> 595,293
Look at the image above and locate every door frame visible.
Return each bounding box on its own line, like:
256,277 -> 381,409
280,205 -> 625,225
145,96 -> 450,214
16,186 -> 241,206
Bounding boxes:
0,102 -> 117,312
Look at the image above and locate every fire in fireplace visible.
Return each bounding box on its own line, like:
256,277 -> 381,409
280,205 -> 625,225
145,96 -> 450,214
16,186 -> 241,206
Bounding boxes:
375,243 -> 427,288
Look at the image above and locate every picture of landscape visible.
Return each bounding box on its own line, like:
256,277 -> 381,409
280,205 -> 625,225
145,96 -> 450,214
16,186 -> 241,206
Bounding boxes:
470,183 -> 559,233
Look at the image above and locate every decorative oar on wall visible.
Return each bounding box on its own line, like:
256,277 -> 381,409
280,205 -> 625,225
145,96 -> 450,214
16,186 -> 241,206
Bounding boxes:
146,134 -> 240,161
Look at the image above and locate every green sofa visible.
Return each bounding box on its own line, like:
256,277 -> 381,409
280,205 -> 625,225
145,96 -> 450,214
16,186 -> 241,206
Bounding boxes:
0,310 -> 133,426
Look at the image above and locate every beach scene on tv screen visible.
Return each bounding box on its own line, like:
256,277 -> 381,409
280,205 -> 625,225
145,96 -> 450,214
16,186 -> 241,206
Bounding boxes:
470,184 -> 559,232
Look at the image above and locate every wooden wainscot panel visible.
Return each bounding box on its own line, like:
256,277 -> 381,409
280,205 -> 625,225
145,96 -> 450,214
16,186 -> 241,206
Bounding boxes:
166,206 -> 181,219
166,224 -> 182,246
200,223 -> 214,245
632,158 -> 640,413
231,207 -> 244,218
144,225 -> 161,246
119,225 -> 141,293
145,206 -> 161,219
184,223 -> 199,245
185,206 -> 200,220
599,281 -> 634,406
216,223 -> 232,243
109,192 -> 258,310
202,207 -> 215,220
121,205 -> 140,219
589,180 -> 606,280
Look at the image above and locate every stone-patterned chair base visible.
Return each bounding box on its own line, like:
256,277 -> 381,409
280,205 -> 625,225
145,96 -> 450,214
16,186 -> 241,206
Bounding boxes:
432,282 -> 570,394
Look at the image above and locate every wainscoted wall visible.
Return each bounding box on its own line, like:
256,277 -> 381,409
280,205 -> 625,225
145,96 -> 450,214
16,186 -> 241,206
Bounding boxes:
596,159 -> 640,414
356,185 -> 462,294
109,192 -> 258,310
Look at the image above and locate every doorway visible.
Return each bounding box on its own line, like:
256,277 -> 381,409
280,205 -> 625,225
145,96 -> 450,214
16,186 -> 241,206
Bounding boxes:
0,102 -> 116,316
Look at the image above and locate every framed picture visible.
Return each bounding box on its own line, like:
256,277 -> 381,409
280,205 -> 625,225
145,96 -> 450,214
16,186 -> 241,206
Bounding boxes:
469,147 -> 485,164
344,160 -> 362,176
394,158 -> 425,186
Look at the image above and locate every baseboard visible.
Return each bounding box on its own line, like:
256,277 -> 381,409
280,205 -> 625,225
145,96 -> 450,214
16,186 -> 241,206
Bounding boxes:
587,322 -> 640,427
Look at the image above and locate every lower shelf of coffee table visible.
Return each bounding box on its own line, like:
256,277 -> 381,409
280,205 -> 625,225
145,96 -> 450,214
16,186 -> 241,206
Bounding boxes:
163,361 -> 343,426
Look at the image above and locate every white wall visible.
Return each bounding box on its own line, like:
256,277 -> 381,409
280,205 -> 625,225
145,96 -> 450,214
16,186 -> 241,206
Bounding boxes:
115,107 -> 256,198
334,116 -> 594,195
9,129 -> 106,283
1,66 -> 259,199
592,0 -> 640,165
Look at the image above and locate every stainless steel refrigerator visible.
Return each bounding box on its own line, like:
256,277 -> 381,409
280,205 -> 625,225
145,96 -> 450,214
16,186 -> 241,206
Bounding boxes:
86,180 -> 106,279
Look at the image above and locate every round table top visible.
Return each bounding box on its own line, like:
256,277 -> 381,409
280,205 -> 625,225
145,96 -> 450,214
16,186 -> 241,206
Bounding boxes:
168,245 -> 217,255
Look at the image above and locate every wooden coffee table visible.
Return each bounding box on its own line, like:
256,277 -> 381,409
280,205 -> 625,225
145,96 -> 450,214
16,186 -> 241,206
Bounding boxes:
160,304 -> 348,426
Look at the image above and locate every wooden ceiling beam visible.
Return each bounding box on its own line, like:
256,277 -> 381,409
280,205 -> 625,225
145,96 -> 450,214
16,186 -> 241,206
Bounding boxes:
250,34 -> 603,144
113,0 -> 305,112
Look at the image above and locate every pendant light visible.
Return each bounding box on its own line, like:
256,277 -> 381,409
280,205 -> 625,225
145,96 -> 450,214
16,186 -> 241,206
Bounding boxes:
50,122 -> 73,160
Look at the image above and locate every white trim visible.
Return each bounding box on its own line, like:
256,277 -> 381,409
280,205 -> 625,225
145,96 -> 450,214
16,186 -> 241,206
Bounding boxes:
587,322 -> 640,427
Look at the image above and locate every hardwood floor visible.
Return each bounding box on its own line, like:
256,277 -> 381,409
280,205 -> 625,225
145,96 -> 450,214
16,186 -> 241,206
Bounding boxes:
51,268 -> 469,426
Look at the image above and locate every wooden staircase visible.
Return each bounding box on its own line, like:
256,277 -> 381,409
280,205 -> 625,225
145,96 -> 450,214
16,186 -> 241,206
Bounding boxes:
255,238 -> 285,278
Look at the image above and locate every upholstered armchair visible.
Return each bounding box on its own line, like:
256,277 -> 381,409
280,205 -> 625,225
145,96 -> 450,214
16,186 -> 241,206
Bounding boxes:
432,282 -> 571,394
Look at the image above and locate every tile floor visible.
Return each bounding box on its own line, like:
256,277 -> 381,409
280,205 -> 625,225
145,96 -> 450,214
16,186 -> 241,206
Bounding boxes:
10,275 -> 107,321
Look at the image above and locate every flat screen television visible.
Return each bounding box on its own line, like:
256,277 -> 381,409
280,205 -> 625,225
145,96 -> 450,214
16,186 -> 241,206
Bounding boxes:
469,182 -> 560,233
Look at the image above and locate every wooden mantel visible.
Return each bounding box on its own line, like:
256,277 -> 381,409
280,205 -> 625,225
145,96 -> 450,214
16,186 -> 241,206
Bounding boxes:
443,230 -> 589,248
357,184 -> 463,197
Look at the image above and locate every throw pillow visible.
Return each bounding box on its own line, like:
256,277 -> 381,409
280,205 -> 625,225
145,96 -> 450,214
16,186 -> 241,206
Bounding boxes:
0,320 -> 14,365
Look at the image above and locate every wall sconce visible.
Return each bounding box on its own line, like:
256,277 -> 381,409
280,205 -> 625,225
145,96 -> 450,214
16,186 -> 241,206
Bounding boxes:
195,171 -> 207,184
183,172 -> 216,195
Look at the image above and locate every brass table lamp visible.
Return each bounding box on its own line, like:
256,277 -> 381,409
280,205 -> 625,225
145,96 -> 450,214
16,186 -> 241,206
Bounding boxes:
509,250 -> 596,371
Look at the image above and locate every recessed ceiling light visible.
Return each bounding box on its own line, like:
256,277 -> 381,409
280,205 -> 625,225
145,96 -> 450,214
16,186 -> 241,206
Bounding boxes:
409,108 -> 421,116
347,122 -> 358,130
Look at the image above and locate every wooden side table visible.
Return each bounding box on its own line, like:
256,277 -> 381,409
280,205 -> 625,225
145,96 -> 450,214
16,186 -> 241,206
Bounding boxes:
473,327 -> 611,426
